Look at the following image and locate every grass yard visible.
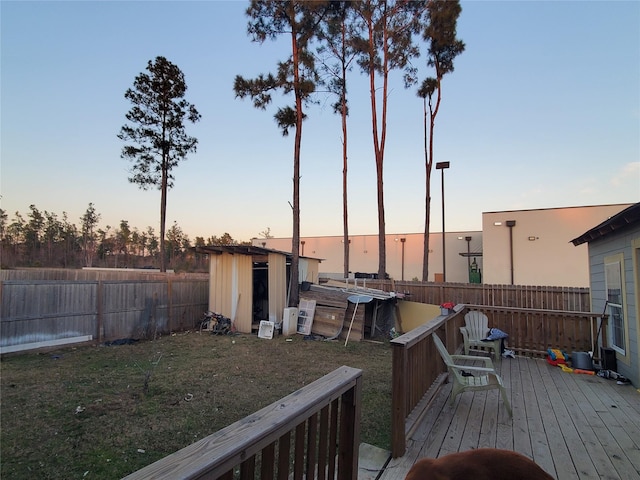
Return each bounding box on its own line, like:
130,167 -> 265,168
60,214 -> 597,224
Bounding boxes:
1,331 -> 392,479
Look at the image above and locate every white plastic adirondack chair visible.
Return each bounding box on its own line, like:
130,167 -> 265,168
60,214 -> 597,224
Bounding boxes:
433,333 -> 512,416
460,311 -> 502,361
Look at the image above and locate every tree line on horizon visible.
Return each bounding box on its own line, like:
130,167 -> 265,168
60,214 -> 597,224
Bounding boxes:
0,204 -> 257,271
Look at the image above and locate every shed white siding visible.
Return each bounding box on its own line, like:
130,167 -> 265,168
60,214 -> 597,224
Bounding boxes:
268,252 -> 286,325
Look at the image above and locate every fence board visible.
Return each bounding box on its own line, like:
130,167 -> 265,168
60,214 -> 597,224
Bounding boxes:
0,281 -> 97,347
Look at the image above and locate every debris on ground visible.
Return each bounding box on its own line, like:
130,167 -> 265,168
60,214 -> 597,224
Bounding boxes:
103,338 -> 139,346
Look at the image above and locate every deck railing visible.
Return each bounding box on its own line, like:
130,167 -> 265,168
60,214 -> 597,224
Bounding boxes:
122,366 -> 362,480
465,305 -> 608,358
389,310 -> 463,458
389,305 -> 608,458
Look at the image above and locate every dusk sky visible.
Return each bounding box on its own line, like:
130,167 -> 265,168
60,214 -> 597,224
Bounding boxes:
2,0 -> 638,242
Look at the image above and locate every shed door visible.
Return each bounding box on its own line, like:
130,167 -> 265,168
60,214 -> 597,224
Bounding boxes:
209,253 -> 253,333
268,253 -> 287,324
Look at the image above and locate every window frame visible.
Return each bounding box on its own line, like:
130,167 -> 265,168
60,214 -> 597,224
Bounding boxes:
604,255 -> 626,355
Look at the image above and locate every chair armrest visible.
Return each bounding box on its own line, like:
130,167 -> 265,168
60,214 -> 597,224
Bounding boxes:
451,355 -> 491,363
449,364 -> 498,375
451,355 -> 495,369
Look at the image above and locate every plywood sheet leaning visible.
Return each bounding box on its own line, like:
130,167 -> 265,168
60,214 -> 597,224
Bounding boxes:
396,300 -> 442,332
300,288 -> 348,338
311,305 -> 347,338
300,285 -> 380,342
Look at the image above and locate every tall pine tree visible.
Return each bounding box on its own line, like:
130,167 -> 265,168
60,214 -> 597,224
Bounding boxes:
234,0 -> 328,306
118,56 -> 200,272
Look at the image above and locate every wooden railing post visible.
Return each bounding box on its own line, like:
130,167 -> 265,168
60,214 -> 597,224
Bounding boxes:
391,341 -> 407,458
338,374 -> 362,480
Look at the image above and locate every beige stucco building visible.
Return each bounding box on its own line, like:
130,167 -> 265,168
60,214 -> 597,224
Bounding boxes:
253,203 -> 633,288
482,204 -> 633,287
254,231 -> 482,284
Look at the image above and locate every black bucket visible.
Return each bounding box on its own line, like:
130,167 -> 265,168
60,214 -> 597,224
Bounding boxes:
601,347 -> 617,372
571,351 -> 593,370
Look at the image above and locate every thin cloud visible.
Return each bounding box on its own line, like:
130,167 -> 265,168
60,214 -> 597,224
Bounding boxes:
610,162 -> 640,187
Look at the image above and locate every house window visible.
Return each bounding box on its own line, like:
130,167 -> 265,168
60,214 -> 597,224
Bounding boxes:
604,260 -> 625,354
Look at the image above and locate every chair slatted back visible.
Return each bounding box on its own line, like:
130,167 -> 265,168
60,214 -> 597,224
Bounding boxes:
433,333 -> 453,366
464,311 -> 489,341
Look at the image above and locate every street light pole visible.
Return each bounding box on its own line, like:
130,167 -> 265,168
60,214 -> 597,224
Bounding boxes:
400,237 -> 406,281
436,161 -> 450,282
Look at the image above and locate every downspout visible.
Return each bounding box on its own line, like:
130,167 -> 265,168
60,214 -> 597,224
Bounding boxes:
506,220 -> 516,285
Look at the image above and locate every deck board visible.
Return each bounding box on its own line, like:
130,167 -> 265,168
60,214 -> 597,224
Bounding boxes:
532,356 -> 581,480
379,356 -> 640,480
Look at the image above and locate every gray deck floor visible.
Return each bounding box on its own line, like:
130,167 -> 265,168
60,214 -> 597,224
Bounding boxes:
378,356 -> 640,480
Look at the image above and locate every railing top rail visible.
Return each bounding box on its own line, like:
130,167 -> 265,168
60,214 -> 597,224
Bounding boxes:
123,365 -> 363,480
391,316 -> 447,349
466,304 -> 606,318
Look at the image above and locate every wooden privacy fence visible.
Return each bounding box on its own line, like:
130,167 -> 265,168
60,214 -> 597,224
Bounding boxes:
389,305 -> 608,458
363,280 -> 591,312
0,279 -> 208,352
123,366 -> 363,480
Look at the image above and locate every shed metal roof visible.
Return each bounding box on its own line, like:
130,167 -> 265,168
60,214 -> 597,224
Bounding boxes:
570,202 -> 640,246
193,245 -> 322,262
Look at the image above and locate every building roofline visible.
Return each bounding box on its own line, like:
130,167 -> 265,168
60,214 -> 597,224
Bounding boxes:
483,202 -> 634,216
253,230 -> 482,241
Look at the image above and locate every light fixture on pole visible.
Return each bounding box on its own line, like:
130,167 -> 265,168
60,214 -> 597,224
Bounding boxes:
435,161 -> 450,282
465,236 -> 472,271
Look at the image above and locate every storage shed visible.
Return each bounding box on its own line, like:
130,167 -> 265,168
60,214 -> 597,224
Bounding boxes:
194,245 -> 321,334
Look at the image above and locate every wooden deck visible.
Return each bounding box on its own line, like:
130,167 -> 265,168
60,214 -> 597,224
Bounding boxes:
379,356 -> 640,480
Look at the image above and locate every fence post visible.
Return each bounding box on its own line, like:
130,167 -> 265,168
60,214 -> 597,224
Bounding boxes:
96,280 -> 103,342
167,277 -> 173,332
